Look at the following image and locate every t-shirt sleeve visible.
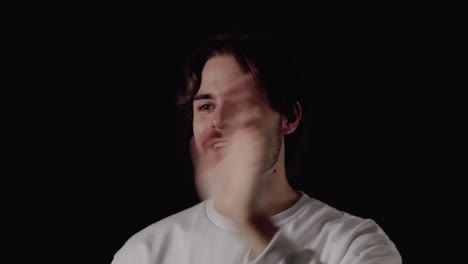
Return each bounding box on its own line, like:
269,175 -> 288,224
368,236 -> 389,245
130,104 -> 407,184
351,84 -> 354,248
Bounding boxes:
244,220 -> 402,264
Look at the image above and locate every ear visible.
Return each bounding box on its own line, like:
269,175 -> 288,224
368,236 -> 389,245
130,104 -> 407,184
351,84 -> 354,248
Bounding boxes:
282,102 -> 302,135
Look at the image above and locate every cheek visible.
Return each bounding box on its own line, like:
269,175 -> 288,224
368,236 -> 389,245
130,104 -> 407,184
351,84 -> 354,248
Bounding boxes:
265,114 -> 283,133
192,118 -> 210,143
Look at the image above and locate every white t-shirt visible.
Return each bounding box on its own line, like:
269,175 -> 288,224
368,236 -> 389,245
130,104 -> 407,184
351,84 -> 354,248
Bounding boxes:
112,191 -> 401,264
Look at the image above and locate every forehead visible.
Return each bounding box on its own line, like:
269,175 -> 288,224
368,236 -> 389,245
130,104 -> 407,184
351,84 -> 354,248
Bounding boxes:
198,55 -> 262,97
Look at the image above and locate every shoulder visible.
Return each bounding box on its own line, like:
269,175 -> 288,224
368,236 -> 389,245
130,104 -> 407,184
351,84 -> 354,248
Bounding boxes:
299,196 -> 390,237
298,194 -> 383,232
112,201 -> 207,263
294,194 -> 400,261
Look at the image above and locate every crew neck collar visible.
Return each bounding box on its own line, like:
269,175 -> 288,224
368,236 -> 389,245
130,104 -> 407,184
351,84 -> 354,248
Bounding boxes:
205,191 -> 310,232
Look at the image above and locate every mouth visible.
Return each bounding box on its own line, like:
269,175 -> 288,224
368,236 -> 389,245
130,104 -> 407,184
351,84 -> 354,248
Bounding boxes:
213,142 -> 227,149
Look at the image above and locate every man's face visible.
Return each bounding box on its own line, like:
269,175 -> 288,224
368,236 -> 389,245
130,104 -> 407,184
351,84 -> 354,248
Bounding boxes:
192,54 -> 283,171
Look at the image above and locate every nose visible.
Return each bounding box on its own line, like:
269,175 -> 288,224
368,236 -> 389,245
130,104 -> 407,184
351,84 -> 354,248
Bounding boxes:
212,119 -> 223,129
211,105 -> 228,130
211,115 -> 225,130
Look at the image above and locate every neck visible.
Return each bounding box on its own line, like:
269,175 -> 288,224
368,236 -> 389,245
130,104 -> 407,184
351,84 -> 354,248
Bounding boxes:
256,141 -> 301,217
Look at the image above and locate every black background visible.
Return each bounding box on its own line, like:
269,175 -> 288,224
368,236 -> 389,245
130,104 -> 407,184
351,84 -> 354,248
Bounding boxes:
27,6 -> 464,264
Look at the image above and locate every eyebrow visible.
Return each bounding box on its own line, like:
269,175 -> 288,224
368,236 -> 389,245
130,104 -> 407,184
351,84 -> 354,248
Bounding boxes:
193,93 -> 212,101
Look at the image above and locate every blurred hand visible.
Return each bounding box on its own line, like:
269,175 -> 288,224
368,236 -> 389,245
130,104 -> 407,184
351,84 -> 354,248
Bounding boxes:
191,109 -> 271,225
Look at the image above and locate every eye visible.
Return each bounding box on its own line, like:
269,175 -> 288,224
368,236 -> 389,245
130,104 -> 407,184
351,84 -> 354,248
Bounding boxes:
198,104 -> 213,112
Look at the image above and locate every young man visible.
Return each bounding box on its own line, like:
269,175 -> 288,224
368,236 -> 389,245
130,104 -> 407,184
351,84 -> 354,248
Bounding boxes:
112,33 -> 402,264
